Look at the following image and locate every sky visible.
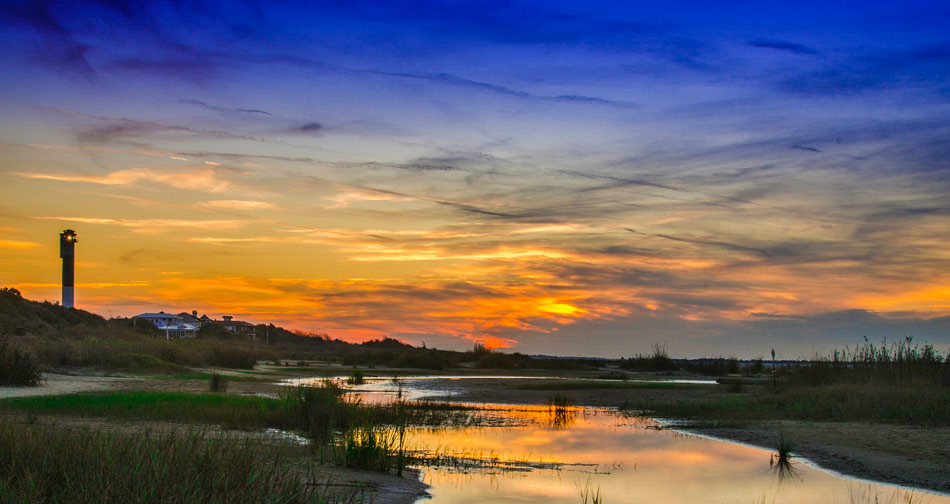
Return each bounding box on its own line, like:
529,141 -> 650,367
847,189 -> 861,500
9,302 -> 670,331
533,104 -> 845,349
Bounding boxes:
1,0 -> 949,358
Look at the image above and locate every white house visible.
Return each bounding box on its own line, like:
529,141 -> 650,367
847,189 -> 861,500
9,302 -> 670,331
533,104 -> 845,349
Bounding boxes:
132,311 -> 198,339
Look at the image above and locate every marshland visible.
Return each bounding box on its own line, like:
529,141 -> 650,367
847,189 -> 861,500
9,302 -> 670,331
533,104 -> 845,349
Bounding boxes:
1,289 -> 949,503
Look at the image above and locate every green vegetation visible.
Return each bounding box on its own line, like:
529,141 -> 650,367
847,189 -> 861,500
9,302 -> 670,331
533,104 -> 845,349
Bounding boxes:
787,337 -> 948,388
332,427 -> 401,472
0,418 -> 354,504
0,288 -> 605,374
636,382 -> 949,425
614,339 -> 950,426
0,287 -> 104,335
0,336 -> 41,386
0,380 -> 482,481
282,382 -> 360,442
0,384 -> 478,432
0,391 -> 288,429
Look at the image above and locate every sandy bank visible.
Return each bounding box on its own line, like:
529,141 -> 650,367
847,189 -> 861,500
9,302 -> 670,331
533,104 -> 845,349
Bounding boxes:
0,372 -> 143,399
690,421 -> 950,495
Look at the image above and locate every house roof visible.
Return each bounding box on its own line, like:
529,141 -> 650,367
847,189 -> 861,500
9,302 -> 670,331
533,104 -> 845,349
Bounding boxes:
224,320 -> 255,327
133,312 -> 181,320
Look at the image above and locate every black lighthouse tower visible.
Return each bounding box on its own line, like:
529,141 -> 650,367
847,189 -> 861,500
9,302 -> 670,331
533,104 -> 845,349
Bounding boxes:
59,229 -> 77,308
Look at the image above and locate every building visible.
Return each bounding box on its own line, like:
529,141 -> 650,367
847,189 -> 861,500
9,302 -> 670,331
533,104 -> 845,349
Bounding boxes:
132,309 -> 257,339
221,315 -> 256,335
177,310 -> 212,328
132,311 -> 198,339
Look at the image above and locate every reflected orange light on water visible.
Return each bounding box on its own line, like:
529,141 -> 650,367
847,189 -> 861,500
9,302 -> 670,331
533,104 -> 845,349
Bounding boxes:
402,405 -> 947,504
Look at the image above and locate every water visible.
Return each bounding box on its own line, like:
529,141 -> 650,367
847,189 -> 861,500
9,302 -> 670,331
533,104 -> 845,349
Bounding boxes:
289,376 -> 948,504
407,405 -> 945,504
286,375 -> 716,404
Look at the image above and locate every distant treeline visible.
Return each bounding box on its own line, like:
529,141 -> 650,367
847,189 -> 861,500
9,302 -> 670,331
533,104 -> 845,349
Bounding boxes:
1,287 -> 947,387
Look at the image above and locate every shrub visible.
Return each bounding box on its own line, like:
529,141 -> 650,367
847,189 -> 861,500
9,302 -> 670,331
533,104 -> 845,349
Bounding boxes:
0,337 -> 43,386
206,344 -> 258,369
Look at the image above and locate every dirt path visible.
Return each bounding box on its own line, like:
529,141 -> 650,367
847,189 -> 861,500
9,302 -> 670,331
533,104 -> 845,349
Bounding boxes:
0,373 -> 144,399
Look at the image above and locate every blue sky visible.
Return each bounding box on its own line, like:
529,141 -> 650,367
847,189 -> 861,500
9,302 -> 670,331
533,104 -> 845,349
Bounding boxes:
1,1 -> 949,357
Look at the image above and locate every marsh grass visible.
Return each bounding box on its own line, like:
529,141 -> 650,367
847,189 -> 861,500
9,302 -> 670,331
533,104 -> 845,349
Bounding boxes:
332,427 -> 399,472
0,418 -> 346,504
789,338 -> 948,389
577,477 -> 604,504
281,381 -> 359,442
631,341 -> 950,426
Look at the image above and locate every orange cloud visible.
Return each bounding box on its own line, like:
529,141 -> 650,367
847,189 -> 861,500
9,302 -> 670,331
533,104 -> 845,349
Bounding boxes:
197,199 -> 276,210
37,216 -> 245,232
0,240 -> 41,249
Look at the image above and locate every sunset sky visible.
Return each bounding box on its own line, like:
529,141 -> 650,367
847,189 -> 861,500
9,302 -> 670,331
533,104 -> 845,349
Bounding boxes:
1,1 -> 949,357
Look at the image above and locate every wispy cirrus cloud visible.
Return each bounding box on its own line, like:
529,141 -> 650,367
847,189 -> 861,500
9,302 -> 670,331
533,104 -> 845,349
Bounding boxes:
196,199 -> 276,210
36,216 -> 246,232
18,166 -> 239,193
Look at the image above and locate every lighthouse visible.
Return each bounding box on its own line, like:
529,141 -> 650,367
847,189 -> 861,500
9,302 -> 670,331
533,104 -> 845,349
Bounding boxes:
59,229 -> 77,308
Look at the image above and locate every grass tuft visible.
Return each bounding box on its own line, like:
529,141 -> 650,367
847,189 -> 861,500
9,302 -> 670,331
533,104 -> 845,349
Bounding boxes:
577,477 -> 604,504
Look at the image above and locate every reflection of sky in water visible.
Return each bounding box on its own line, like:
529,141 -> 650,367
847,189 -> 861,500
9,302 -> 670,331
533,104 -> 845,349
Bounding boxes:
286,375 -> 717,405
406,406 -> 947,504
284,376 -> 946,503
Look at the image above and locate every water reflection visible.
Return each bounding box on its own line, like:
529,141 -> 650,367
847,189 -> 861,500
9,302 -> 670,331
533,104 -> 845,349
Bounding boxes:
286,376 -> 945,503
546,407 -> 577,430
770,452 -> 802,485
400,405 -> 947,504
